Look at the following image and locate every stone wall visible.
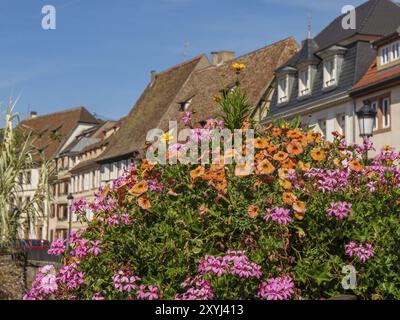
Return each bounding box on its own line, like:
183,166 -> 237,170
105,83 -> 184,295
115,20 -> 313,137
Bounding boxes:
0,255 -> 25,300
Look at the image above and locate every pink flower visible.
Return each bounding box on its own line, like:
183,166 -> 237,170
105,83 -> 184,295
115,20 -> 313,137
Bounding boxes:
48,239 -> 66,255
136,285 -> 160,300
326,202 -> 352,220
88,240 -> 102,256
263,207 -> 292,225
345,241 -> 374,262
40,274 -> 58,294
258,276 -> 295,300
92,293 -> 105,300
181,112 -> 192,126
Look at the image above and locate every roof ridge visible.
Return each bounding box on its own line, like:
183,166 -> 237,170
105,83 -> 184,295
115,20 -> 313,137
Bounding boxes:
20,106 -> 87,122
153,54 -> 207,78
194,37 -> 298,75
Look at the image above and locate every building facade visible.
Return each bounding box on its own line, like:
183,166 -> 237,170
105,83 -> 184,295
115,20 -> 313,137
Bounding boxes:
264,0 -> 400,150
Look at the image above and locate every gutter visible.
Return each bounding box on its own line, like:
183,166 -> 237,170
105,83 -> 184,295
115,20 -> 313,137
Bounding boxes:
261,91 -> 350,124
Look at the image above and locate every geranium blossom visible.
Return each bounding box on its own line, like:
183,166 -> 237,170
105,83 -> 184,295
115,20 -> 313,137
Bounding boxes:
257,276 -> 295,300
345,241 -> 374,262
326,202 -> 352,220
263,207 -> 293,225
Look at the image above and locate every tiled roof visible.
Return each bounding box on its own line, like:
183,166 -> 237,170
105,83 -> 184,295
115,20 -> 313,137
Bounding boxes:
157,38 -> 298,134
352,59 -> 400,91
281,0 -> 400,69
96,55 -> 210,162
19,107 -> 99,162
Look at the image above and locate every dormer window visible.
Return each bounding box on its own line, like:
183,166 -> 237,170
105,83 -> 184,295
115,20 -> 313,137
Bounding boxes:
179,98 -> 192,112
277,75 -> 289,104
323,57 -> 337,88
379,41 -> 400,67
298,67 -> 311,97
317,45 -> 347,91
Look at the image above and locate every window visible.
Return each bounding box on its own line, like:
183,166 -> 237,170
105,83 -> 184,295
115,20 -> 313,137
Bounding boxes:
58,205 -> 68,221
26,171 -> 32,185
380,42 -> 400,66
278,76 -> 288,104
50,204 -> 56,218
336,114 -> 346,136
366,95 -> 391,133
318,119 -> 327,137
298,68 -> 310,97
371,101 -> 378,131
392,42 -> 400,61
18,172 -> 24,184
381,46 -> 390,65
382,98 -> 391,129
179,98 -> 192,112
323,57 -> 336,88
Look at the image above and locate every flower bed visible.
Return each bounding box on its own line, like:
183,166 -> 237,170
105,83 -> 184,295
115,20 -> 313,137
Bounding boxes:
25,123 -> 400,300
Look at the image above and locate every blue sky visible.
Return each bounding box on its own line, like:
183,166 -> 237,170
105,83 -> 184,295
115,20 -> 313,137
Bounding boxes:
0,0 -> 365,120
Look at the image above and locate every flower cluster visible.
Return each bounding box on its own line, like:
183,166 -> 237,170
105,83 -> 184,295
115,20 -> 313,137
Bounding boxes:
345,241 -> 374,263
48,239 -> 66,255
23,265 -> 58,300
112,270 -> 141,293
57,263 -> 85,291
71,198 -> 88,215
198,250 -> 262,279
304,168 -> 349,193
263,207 -> 292,225
175,276 -> 214,300
326,202 -> 352,220
181,111 -> 192,126
257,276 -> 295,300
136,285 -> 160,300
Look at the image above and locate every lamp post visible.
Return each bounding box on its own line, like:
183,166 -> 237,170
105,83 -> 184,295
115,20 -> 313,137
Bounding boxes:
356,102 -> 377,161
66,193 -> 74,255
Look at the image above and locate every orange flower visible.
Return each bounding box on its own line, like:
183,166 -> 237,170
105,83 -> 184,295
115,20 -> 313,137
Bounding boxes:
129,180 -> 148,195
267,143 -> 279,154
294,212 -> 305,220
298,161 -> 311,171
287,141 -> 303,155
293,200 -> 306,214
273,151 -> 288,162
254,137 -> 269,149
190,166 -> 205,179
272,127 -> 281,137
248,204 -> 260,218
257,159 -> 275,175
100,184 -> 110,198
310,147 -> 326,162
235,163 -> 252,177
281,158 -> 297,169
286,129 -> 302,139
333,158 -> 341,167
278,168 -> 290,179
349,159 -> 363,172
141,159 -> 155,171
282,192 -> 296,205
279,178 -> 292,190
137,196 -> 152,210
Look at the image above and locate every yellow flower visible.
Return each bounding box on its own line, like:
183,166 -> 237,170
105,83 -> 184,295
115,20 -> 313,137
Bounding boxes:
161,132 -> 174,143
213,95 -> 222,103
231,62 -> 246,72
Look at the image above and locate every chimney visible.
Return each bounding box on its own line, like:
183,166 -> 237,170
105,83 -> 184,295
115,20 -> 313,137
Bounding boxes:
211,51 -> 236,66
150,70 -> 157,82
29,111 -> 38,119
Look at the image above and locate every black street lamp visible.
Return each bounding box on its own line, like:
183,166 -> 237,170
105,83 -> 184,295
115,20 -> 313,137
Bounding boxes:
66,193 -> 74,254
356,102 -> 377,161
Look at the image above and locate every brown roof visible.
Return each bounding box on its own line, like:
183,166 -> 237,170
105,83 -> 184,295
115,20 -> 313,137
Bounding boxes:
157,37 -> 298,131
19,107 -> 99,161
97,55 -> 209,162
352,59 -> 400,93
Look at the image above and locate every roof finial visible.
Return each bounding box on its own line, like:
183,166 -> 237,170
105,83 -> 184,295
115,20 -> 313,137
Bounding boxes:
307,12 -> 312,39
